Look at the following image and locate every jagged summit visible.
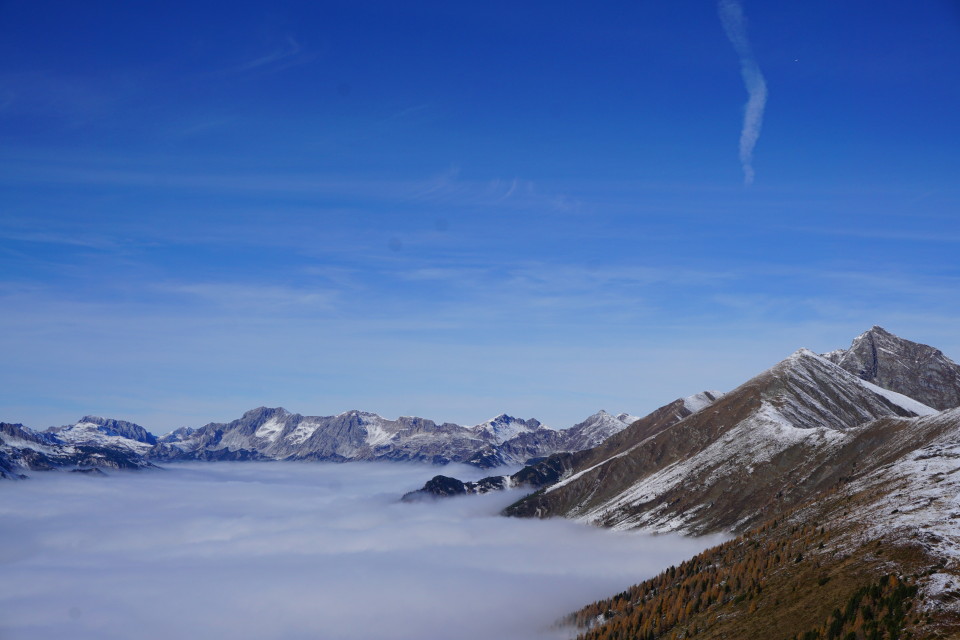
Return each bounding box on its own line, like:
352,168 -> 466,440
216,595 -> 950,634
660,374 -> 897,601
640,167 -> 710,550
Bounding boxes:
473,414 -> 545,444
823,326 -> 960,410
241,406 -> 291,419
48,416 -> 158,447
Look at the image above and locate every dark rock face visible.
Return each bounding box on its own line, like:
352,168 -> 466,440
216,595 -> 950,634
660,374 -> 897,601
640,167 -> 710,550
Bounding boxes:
511,452 -> 582,487
402,475 -> 468,501
1,422 -> 56,446
71,467 -> 107,476
824,326 -> 960,410
402,471 -> 514,501
464,446 -> 510,469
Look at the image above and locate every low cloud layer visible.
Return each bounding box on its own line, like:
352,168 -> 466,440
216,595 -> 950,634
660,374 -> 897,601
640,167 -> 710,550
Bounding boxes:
718,0 -> 767,185
0,463 -> 721,640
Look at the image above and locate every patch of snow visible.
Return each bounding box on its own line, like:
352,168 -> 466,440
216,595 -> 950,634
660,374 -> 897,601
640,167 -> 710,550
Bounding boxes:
683,391 -> 724,414
921,573 -> 960,615
254,417 -> 285,441
286,420 -> 321,446
363,416 -> 395,447
857,379 -> 938,417
53,422 -> 152,454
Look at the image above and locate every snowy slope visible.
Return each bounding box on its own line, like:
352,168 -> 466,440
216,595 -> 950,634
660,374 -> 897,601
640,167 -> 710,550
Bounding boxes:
48,418 -> 156,455
558,410 -> 640,452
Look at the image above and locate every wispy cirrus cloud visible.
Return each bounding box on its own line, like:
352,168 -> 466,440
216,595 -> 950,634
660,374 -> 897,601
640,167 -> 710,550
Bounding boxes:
718,0 -> 767,186
0,229 -> 119,250
157,282 -> 340,311
234,36 -> 306,73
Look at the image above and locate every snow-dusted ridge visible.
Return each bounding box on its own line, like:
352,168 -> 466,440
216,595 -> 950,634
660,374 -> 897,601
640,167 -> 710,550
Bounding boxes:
505,342 -> 950,535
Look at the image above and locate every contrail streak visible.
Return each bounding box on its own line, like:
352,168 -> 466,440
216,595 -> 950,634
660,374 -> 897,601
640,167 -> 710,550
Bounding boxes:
718,0 -> 767,185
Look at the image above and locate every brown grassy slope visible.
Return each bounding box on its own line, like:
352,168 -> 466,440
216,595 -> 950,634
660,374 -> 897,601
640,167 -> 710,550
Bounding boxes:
563,475 -> 960,640
566,517 -> 960,639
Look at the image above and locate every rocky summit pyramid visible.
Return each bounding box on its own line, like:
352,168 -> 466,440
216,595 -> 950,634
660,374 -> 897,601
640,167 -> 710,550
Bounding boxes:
824,325 -> 960,410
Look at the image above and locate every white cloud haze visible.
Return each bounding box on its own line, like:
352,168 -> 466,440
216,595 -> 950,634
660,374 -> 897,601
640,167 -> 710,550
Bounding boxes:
718,0 -> 767,185
0,463 -> 721,640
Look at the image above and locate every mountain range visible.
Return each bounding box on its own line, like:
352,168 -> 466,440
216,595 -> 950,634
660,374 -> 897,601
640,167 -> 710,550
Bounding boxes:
5,325 -> 960,636
0,405 -> 639,479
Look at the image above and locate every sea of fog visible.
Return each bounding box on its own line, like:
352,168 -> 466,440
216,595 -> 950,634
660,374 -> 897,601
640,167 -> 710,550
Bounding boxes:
0,462 -> 722,640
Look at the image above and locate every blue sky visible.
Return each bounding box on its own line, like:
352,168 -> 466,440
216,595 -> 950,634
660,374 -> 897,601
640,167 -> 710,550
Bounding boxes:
2,0 -> 958,432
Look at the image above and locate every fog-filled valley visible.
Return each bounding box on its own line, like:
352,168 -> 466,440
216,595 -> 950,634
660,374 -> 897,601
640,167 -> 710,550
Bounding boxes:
0,463 -> 720,640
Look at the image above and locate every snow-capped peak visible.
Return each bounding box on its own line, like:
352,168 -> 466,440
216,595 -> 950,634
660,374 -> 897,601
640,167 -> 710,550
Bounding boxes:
474,414 -> 544,443
47,416 -> 157,454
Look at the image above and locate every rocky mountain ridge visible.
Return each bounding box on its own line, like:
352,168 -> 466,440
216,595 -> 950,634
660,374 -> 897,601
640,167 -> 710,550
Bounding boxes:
0,421 -> 156,479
